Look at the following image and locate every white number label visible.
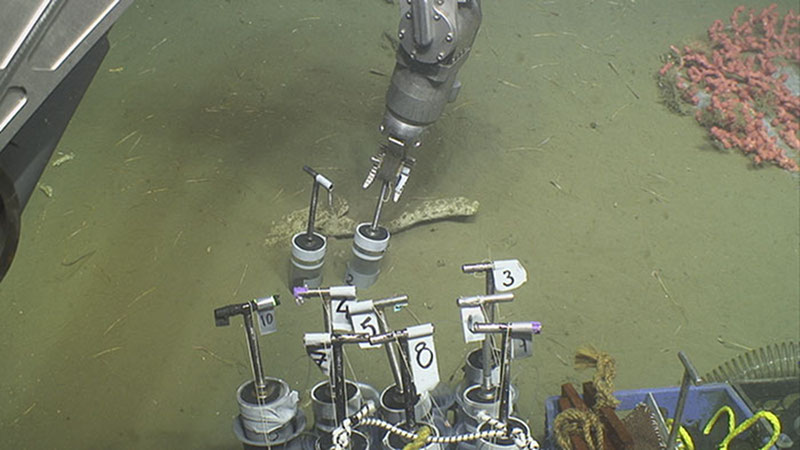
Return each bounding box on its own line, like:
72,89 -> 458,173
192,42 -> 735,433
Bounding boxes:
407,333 -> 440,393
351,312 -> 380,349
511,334 -> 533,359
459,306 -> 486,343
331,298 -> 354,332
307,346 -> 331,375
304,333 -> 332,376
492,259 -> 527,292
256,308 -> 277,336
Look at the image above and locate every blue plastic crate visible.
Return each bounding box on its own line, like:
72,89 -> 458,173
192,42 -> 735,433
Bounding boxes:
544,383 -> 762,449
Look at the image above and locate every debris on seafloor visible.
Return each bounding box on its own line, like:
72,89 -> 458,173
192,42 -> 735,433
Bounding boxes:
264,196 -> 480,246
38,183 -> 54,198
51,152 -> 75,167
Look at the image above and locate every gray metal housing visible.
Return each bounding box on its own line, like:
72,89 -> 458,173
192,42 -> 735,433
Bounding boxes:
0,0 -> 133,280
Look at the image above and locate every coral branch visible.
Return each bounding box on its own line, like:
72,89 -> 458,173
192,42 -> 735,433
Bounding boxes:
658,4 -> 799,171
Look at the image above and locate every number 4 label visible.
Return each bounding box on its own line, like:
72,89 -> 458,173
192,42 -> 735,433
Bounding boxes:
492,259 -> 527,292
331,298 -> 354,332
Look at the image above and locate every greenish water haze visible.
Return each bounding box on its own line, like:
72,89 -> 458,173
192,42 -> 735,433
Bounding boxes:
1,0 -> 798,448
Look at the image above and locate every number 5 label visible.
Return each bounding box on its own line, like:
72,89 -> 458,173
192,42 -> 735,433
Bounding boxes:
348,301 -> 381,349
492,259 -> 527,292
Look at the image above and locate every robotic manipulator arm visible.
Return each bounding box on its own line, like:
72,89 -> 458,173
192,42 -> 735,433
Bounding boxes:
363,0 -> 481,203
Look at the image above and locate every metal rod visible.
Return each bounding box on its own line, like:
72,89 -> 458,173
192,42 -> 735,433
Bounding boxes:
498,328 -> 513,422
666,371 -> 691,450
377,309 -> 404,392
372,295 -> 408,391
305,173 -> 320,241
666,351 -> 702,450
461,261 -> 501,398
372,295 -> 409,310
294,286 -> 357,333
472,321 -> 541,335
461,262 -> 494,273
459,262 -> 505,398
322,298 -> 330,333
242,303 -> 268,400
456,293 -> 514,308
322,332 -> 373,427
397,335 -> 417,428
331,340 -> 346,426
480,334 -> 494,396
371,180 -> 390,231
485,265 -> 496,296
481,266 -> 497,396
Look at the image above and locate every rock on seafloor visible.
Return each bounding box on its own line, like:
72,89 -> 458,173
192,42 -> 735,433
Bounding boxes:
264,196 -> 480,246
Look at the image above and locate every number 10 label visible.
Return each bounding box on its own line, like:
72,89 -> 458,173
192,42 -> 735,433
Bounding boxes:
257,308 -> 277,336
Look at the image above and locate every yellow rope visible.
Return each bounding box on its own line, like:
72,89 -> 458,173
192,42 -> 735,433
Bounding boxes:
552,346 -> 625,449
666,418 -> 695,450
703,406 -> 736,436
403,425 -> 431,450
713,409 -> 782,450
553,408 -> 605,450
574,345 -> 620,409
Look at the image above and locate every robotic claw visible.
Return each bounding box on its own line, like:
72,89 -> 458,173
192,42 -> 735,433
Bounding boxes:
0,1 -> 480,283
364,0 -> 482,205
336,0 -> 482,289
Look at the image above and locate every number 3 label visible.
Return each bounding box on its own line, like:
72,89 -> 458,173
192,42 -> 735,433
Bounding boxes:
492,259 -> 528,292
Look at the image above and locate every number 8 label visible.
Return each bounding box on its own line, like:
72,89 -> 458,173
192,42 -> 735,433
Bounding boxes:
407,333 -> 440,393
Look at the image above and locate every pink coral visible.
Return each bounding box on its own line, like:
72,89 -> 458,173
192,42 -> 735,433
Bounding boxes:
659,4 -> 800,171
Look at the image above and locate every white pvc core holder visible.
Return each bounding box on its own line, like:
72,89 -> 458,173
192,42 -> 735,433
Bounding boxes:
455,384 -> 519,446
310,380 -> 364,434
380,384 -> 434,425
233,377 -> 306,447
344,223 -> 390,289
291,231 -> 327,289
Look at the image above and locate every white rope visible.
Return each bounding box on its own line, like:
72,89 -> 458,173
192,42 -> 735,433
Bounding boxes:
330,401 -> 377,450
330,406 -> 540,449
357,416 -> 508,445
511,426 -> 540,449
